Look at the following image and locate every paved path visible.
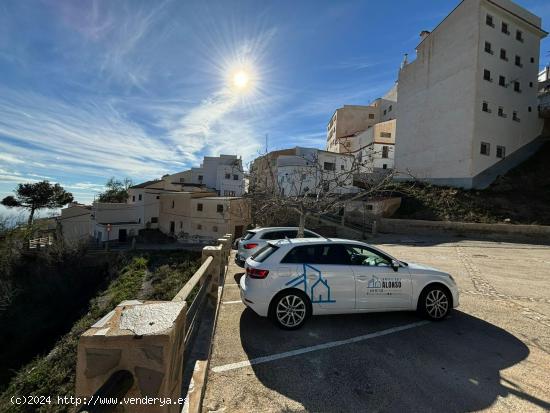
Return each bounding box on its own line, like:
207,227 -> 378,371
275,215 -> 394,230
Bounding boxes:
203,236 -> 550,413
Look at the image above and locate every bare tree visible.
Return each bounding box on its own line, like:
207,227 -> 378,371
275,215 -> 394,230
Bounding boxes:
247,145 -> 399,237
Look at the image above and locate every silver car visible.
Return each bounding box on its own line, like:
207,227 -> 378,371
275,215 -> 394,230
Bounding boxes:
235,227 -> 321,267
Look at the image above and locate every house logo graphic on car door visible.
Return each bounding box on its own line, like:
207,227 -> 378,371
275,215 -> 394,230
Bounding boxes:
285,264 -> 336,304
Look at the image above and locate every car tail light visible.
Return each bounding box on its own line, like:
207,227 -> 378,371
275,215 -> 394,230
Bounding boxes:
246,267 -> 269,279
244,243 -> 258,249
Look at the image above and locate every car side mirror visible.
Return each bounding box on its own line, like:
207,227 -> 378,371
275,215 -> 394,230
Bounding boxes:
391,260 -> 400,272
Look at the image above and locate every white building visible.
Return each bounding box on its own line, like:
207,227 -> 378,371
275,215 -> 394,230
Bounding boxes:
158,193 -> 250,241
276,147 -> 357,197
166,155 -> 245,196
396,0 -> 546,188
58,203 -> 91,245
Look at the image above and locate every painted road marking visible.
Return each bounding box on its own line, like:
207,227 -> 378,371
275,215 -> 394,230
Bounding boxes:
222,300 -> 243,305
212,320 -> 430,373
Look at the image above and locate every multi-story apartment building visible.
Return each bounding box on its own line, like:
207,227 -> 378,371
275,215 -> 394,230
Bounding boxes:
355,119 -> 396,173
326,85 -> 397,154
167,155 -> 245,196
396,0 -> 546,188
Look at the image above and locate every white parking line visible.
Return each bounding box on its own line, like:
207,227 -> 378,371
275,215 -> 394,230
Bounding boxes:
222,300 -> 243,305
212,320 -> 430,373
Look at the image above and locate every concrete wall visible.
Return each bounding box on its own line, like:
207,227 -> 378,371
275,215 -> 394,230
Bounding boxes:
327,105 -> 379,152
378,217 -> 550,238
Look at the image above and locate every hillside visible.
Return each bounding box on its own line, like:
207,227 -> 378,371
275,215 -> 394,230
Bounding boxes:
392,141 -> 550,225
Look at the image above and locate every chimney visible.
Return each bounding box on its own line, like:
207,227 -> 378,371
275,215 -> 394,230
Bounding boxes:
400,53 -> 409,70
420,30 -> 431,41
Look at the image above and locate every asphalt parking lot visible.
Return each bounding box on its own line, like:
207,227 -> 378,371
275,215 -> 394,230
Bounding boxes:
202,235 -> 550,413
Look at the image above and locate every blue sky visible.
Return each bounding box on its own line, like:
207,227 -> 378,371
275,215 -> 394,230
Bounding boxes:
1,0 -> 549,217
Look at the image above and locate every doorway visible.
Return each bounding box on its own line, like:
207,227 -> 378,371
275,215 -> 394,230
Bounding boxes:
118,229 -> 127,242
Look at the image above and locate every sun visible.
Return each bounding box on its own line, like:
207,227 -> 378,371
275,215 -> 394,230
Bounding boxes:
232,70 -> 250,89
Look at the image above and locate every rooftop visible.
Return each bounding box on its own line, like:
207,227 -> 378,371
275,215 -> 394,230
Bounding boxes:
129,179 -> 162,189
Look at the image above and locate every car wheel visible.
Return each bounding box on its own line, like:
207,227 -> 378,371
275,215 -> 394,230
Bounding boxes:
419,285 -> 451,320
270,291 -> 311,330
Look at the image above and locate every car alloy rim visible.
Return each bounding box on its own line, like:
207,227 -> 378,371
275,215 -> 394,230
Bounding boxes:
425,289 -> 449,319
276,295 -> 306,327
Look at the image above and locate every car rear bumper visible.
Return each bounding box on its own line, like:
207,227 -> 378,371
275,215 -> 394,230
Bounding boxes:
239,274 -> 269,317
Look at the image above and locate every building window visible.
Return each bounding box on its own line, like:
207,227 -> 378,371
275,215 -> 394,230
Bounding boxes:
499,48 -> 508,61
388,105 -> 393,112
132,195 -> 135,202
171,200 -> 175,208
501,22 -> 509,35
530,57 -> 535,63
480,142 -> 490,156
482,101 -> 491,113
513,81 -> 521,93
516,30 -> 523,42
499,75 -> 506,87
512,111 -> 520,122
496,146 -> 506,158
198,175 -> 203,181
213,226 -> 218,232
151,217 -> 158,223
197,203 -> 203,211
368,114 -> 374,119
233,174 -> 238,180
180,221 -> 183,229
484,41 -> 493,54
323,162 -> 336,171
138,194 -> 142,201
483,69 -> 492,82
197,224 -> 202,230
383,109 -> 387,116
340,164 -> 345,170
528,106 -> 532,112
515,55 -> 522,67
225,173 -> 230,179
498,107 -> 506,118
486,14 -> 494,27
380,132 -> 392,138
382,146 -> 389,159
180,177 -> 185,183
156,195 -> 160,199
217,204 -> 224,213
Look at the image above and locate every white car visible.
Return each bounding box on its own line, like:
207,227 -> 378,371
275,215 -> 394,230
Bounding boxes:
235,227 -> 321,267
240,238 -> 459,329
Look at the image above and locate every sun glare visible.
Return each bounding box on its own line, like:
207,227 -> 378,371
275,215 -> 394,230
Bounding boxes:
232,70 -> 250,89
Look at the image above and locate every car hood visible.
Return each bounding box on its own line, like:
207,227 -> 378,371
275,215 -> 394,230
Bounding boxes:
406,262 -> 446,274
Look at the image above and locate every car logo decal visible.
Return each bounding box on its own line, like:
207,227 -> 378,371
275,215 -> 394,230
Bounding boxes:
285,264 -> 336,304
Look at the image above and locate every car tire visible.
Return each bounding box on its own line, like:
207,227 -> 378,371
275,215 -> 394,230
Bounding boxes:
269,290 -> 311,330
418,285 -> 452,321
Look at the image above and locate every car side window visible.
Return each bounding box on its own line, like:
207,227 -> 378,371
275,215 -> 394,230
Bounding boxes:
281,244 -> 352,265
281,245 -> 318,263
319,244 -> 352,265
345,245 -> 391,267
284,230 -> 298,238
261,231 -> 282,240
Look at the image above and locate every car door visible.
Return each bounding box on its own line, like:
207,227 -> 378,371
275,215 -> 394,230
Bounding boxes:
280,243 -> 355,312
346,245 -> 412,310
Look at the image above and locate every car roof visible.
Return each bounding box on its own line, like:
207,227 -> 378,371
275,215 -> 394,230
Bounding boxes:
270,238 -> 366,246
248,227 -> 317,233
